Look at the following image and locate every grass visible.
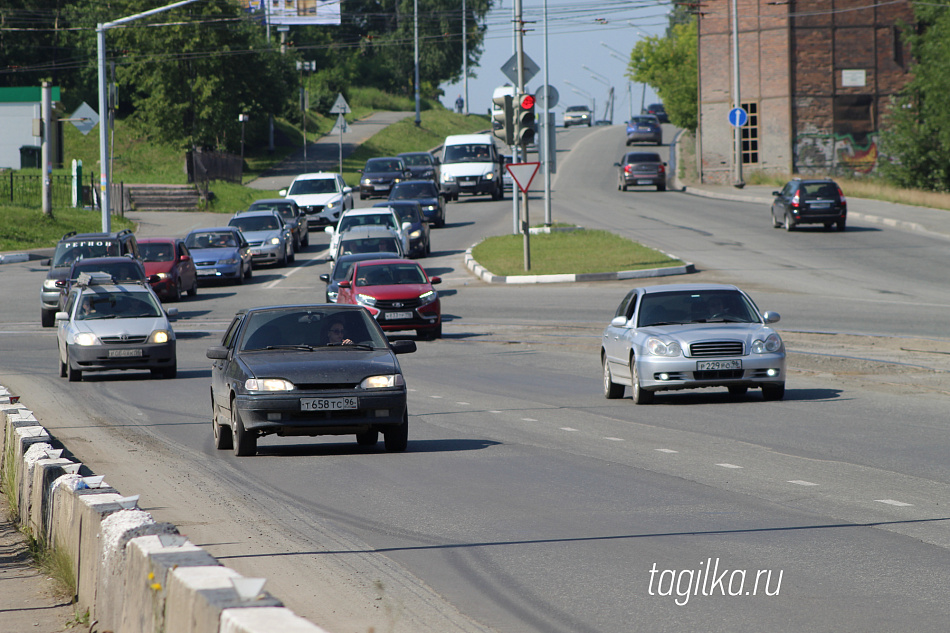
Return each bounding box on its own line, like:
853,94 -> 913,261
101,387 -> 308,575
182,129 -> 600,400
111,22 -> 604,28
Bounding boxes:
25,530 -> 77,602
472,229 -> 683,276
0,205 -> 135,253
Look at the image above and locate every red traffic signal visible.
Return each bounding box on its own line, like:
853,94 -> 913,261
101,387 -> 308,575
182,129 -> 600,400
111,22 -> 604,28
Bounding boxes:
520,94 -> 536,110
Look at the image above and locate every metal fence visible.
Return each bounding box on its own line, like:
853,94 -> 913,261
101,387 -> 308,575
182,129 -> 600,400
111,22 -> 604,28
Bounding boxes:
0,172 -> 128,216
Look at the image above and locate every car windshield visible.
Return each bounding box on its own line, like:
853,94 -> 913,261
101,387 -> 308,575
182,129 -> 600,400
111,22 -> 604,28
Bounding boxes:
250,202 -> 295,220
230,216 -> 280,232
442,144 -> 492,164
637,290 -> 758,327
288,178 -> 337,195
186,232 -> 237,249
366,159 -> 403,172
630,117 -> 656,125
567,106 -> 589,112
389,204 -> 421,223
339,237 -> 400,257
400,154 -> 431,166
71,262 -> 144,281
52,240 -> 121,267
390,182 -> 437,199
77,291 -> 162,320
139,243 -> 175,262
239,308 -> 387,350
339,214 -> 396,232
355,263 -> 425,286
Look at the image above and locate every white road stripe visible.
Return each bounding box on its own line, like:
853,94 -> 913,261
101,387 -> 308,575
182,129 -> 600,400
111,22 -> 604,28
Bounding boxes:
716,463 -> 743,469
876,499 -> 913,507
560,427 -> 578,432
655,448 -> 678,454
788,480 -> 819,486
604,437 -> 624,442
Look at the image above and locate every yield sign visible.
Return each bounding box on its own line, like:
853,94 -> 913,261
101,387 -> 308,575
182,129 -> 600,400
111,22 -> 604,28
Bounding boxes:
506,162 -> 540,194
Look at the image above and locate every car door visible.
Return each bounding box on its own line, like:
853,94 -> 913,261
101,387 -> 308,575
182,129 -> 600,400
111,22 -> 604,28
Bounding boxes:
211,316 -> 242,413
603,290 -> 638,381
177,241 -> 197,290
772,182 -> 793,218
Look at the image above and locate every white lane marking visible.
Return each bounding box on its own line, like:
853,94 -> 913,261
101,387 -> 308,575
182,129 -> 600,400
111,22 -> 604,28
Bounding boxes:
456,402 -> 470,405
605,437 -> 624,442
430,395 -> 443,399
655,448 -> 678,454
408,388 -> 417,392
521,418 -> 537,422
561,427 -> 578,432
716,463 -> 743,469
876,499 -> 913,507
489,410 -> 502,414
788,480 -> 819,486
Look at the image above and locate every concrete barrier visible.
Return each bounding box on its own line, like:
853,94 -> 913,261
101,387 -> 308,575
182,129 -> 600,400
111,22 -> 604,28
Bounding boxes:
1,385 -> 331,633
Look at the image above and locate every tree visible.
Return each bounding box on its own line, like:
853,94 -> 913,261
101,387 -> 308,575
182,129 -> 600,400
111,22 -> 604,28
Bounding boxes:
626,19 -> 697,132
878,2 -> 950,191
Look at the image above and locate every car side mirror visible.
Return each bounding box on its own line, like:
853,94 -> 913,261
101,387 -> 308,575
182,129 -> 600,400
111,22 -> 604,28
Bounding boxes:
55,311 -> 68,321
610,316 -> 628,327
319,273 -> 330,283
339,281 -> 351,288
391,339 -> 417,355
613,162 -> 621,167
180,254 -> 190,262
279,189 -> 287,197
772,191 -> 780,196
206,346 -> 229,360
343,186 -> 353,194
55,279 -> 67,288
149,274 -> 161,283
402,221 -> 412,232
42,258 -> 52,266
762,311 -> 780,324
165,307 -> 179,320
325,226 -> 334,235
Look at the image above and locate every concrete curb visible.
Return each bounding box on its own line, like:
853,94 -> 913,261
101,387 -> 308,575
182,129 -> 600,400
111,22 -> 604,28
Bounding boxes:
463,245 -> 695,285
0,386 -> 331,633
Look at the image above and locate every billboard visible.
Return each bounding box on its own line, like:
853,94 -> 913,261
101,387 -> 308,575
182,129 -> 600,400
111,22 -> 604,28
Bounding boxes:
242,0 -> 342,26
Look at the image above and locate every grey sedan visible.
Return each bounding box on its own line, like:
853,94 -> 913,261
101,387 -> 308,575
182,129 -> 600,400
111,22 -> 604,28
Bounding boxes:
601,284 -> 786,403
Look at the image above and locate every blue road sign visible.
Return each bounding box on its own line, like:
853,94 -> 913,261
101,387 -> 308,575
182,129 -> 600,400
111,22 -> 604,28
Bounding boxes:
729,107 -> 748,127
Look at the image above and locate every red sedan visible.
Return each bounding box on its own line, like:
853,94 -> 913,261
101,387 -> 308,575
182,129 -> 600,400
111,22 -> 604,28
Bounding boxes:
137,237 -> 198,302
336,258 -> 442,339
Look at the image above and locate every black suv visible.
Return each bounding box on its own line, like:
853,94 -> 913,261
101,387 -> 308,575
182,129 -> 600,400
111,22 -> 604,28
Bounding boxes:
771,179 -> 847,232
40,229 -> 140,326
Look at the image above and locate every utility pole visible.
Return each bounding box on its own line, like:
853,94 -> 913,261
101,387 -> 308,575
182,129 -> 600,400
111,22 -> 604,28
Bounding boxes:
413,0 -> 421,126
731,0 -> 744,187
515,0 -> 530,271
462,0 -> 469,114
41,82 -> 52,218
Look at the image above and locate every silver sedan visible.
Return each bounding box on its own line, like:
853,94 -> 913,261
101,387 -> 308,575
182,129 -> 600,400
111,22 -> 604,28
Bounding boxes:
601,283 -> 786,403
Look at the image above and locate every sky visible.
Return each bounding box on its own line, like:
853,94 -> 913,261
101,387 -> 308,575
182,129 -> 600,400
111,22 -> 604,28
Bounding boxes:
438,0 -> 671,123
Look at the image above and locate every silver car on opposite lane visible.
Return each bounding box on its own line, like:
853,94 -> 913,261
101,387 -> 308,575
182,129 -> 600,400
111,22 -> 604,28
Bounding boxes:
601,284 -> 786,403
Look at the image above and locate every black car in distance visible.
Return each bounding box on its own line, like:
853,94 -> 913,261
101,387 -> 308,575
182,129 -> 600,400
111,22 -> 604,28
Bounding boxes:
771,179 -> 847,231
207,304 -> 416,456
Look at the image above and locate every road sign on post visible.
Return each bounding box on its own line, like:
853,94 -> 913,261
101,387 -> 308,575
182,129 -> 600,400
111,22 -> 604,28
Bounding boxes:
506,162 -> 540,194
728,107 -> 748,127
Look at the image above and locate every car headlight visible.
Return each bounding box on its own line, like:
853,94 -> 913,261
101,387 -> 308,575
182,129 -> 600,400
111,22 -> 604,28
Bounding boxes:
751,333 -> 783,354
43,279 -> 61,290
360,374 -> 405,389
483,172 -> 495,181
646,337 -> 682,357
74,332 -> 100,346
409,230 -> 422,239
441,173 -> 456,184
357,293 -> 377,307
148,330 -> 171,344
327,198 -> 342,210
245,378 -> 295,392
424,205 -> 438,212
269,237 -> 280,245
219,257 -> 239,265
362,178 -> 372,186
419,290 -> 437,306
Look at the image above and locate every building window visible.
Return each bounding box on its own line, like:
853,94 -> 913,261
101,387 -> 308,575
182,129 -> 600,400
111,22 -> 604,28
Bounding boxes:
741,102 -> 759,165
834,95 -> 874,144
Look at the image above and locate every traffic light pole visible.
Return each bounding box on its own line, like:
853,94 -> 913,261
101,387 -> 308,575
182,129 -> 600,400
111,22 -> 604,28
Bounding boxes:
514,0 -> 531,270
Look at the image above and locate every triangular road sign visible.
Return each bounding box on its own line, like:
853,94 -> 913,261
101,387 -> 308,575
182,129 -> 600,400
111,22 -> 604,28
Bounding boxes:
329,93 -> 351,114
506,162 -> 540,194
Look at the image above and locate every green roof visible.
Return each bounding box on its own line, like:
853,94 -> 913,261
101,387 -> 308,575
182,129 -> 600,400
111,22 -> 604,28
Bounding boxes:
0,86 -> 61,103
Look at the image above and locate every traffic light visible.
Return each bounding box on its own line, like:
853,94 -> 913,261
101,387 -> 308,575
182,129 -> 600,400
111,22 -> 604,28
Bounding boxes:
516,93 -> 536,147
492,94 -> 514,145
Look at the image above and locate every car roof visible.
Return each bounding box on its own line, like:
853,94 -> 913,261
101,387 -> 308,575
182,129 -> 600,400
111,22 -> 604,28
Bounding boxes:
137,237 -> 179,243
250,198 -> 295,205
444,134 -> 493,145
640,283 -> 741,294
231,209 -> 281,218
567,105 -> 590,111
292,172 -> 337,180
341,208 -> 395,217
335,251 -> 402,263
188,226 -> 240,234
70,256 -> 139,266
353,258 -> 420,268
393,179 -> 437,187
398,151 -> 430,157
242,303 -> 366,316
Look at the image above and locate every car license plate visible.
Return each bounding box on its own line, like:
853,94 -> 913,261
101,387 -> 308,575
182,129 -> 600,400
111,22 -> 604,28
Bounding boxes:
696,360 -> 741,370
300,397 -> 358,411
811,203 -> 829,209
108,348 -> 142,358
384,311 -> 413,320
198,269 -> 216,276
374,185 -> 388,191
637,179 -> 653,185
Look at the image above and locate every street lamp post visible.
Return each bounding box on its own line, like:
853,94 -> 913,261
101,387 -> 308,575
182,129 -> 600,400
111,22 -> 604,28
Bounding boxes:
238,114 -> 248,167
583,65 -> 612,123
602,42 -> 634,121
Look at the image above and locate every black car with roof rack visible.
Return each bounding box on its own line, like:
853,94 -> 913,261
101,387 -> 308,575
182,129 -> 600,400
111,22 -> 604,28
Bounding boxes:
40,229 -> 140,327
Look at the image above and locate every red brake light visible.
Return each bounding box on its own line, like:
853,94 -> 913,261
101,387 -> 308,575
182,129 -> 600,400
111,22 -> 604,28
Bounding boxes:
791,193 -> 799,207
837,187 -> 846,204
658,164 -> 666,174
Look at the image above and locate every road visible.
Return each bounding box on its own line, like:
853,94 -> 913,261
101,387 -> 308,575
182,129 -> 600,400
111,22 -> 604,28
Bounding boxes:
1,123 -> 949,632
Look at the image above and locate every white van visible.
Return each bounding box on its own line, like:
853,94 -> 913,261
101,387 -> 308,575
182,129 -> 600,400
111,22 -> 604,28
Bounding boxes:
439,134 -> 504,201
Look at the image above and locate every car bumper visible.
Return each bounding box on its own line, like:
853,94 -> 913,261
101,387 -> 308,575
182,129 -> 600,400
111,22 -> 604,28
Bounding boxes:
234,391 -> 407,434
41,289 -> 61,311
195,264 -> 242,281
445,177 -> 497,196
789,209 -> 847,225
150,278 -> 177,299
364,302 -> 441,332
622,173 -> 665,187
635,354 -> 786,392
305,209 -> 341,228
360,184 -> 394,198
564,118 -> 589,127
626,133 -> 661,144
249,244 -> 282,263
67,341 -> 177,372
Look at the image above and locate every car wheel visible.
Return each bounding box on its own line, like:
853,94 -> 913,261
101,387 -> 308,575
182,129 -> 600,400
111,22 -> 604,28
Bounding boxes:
245,262 -> 253,279
836,219 -> 846,232
384,411 -> 409,452
603,356 -> 624,399
160,361 -> 177,379
728,386 -> 748,398
771,210 -> 782,228
212,399 -> 233,450
278,246 -> 288,267
824,222 -> 834,231
356,430 -> 378,446
630,359 -> 653,404
187,276 -> 198,297
170,278 -> 182,302
657,183 -> 666,192
761,383 -> 786,401
232,401 -> 257,456
41,308 -> 55,328
235,265 -> 245,285
784,213 -> 795,231
302,233 -> 309,248
59,354 -> 67,378
67,351 -> 82,382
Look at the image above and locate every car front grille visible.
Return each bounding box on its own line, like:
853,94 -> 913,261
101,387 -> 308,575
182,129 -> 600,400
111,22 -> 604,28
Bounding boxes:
247,240 -> 264,247
304,205 -> 325,214
376,298 -> 423,309
195,260 -> 218,267
295,382 -> 360,391
689,341 -> 744,357
693,370 -> 744,380
100,335 -> 149,344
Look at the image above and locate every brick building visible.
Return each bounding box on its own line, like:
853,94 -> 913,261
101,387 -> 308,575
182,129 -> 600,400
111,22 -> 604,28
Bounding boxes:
697,0 -> 914,184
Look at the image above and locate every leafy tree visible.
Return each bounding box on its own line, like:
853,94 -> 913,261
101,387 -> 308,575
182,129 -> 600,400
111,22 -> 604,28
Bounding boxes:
626,19 -> 697,132
878,2 -> 950,191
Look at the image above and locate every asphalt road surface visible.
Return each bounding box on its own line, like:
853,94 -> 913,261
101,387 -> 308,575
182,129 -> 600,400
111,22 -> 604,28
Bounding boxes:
2,123 -> 949,633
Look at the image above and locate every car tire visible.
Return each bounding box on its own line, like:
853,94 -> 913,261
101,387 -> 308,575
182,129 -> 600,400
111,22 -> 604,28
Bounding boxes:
170,279 -> 182,302
245,262 -> 253,279
728,386 -> 748,398
278,246 -> 288,267
212,399 -> 234,450
836,219 -> 846,232
41,308 -> 55,328
67,351 -> 82,382
158,361 -> 177,379
657,184 -> 666,192
302,232 -> 310,248
384,411 -> 409,452
784,213 -> 795,231
356,430 -> 378,446
235,265 -> 245,285
771,210 -> 782,228
59,355 -> 67,378
187,277 -> 198,297
232,401 -> 257,456
761,383 -> 786,401
630,359 -> 653,404
603,356 -> 624,399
